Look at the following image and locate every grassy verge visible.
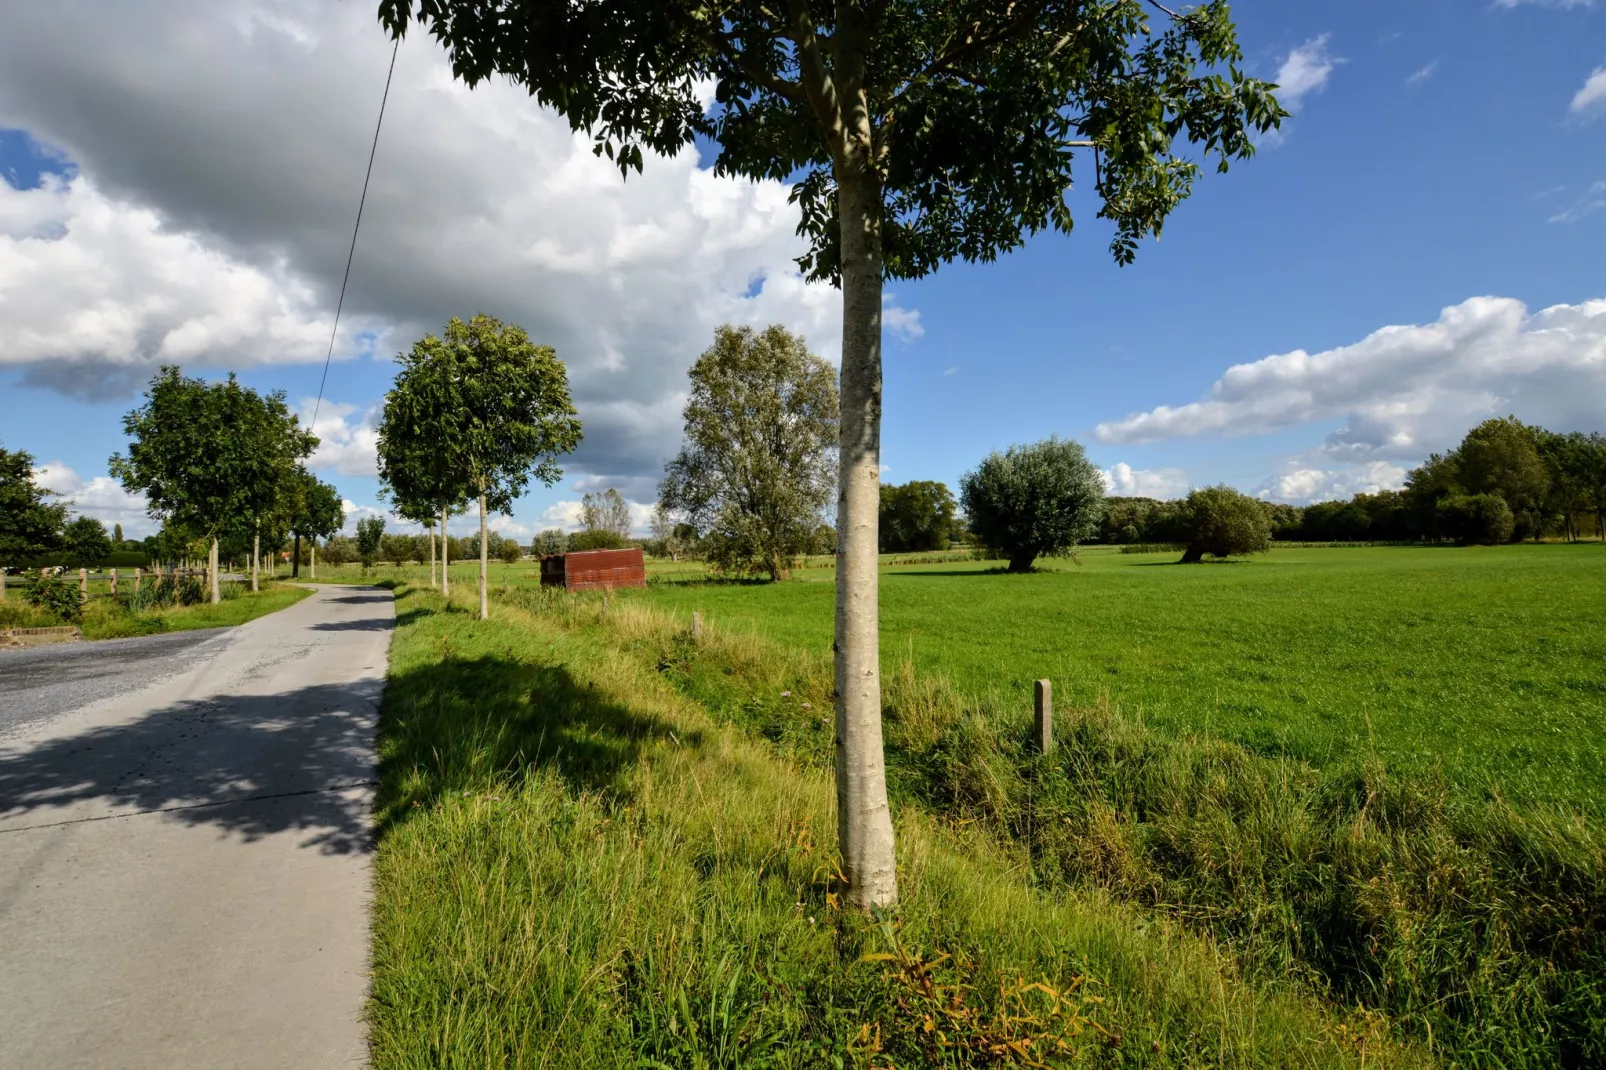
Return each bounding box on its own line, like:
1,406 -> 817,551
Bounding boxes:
369,581 -> 1417,1068
502,586 -> 1606,1068
0,583 -> 313,640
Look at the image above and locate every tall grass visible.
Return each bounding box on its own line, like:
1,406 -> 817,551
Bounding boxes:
502,586 -> 1606,1068
369,583 -> 1416,1067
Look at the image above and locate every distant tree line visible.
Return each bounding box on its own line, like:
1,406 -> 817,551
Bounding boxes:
1091,419 -> 1605,548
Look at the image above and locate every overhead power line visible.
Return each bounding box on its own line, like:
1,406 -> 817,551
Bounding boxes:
311,35 -> 400,430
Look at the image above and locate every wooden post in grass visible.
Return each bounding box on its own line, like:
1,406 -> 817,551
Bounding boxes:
134,567 -> 142,593
692,611 -> 703,642
109,569 -> 118,597
79,568 -> 88,600
1033,679 -> 1053,755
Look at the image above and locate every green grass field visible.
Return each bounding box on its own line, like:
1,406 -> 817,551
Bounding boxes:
634,545 -> 1606,814
0,581 -> 312,639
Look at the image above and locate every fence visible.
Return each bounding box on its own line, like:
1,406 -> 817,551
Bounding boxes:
0,566 -> 212,605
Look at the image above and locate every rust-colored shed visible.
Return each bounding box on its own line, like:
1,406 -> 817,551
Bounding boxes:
540,547 -> 647,592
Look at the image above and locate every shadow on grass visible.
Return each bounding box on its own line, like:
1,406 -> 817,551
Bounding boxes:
373,645 -> 702,838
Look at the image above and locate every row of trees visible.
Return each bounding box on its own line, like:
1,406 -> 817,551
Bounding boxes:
106,368 -> 345,602
1094,419 -> 1606,549
377,314 -> 582,619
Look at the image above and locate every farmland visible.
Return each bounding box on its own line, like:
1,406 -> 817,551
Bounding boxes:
635,544 -> 1606,815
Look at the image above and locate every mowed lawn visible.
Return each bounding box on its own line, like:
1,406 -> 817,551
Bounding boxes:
636,545 -> 1606,813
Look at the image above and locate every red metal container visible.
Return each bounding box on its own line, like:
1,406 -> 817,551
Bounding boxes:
540,547 -> 646,592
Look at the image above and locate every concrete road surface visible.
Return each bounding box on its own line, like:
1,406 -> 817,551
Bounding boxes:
0,585 -> 393,1070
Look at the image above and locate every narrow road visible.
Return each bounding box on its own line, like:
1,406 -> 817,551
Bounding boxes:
0,585 -> 393,1070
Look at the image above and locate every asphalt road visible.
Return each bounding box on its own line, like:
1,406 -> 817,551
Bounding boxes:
0,585 -> 393,1070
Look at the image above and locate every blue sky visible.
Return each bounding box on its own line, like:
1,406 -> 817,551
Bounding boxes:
1,0 -> 1602,539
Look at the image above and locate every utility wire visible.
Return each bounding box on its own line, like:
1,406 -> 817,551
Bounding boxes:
311,35 -> 400,429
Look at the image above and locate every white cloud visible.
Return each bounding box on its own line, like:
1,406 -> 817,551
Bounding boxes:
1275,35 -> 1341,109
1549,180 -> 1606,224
1095,296 -> 1606,462
0,0 -> 917,479
1254,461 -> 1408,504
1100,463 -> 1189,499
32,461 -> 155,536
1570,66 -> 1606,117
942,366 -> 959,376
1495,0 -> 1595,8
302,399 -> 380,477
534,496 -> 654,535
1406,61 -> 1439,87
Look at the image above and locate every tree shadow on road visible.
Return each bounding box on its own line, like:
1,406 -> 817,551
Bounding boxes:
0,676 -> 381,856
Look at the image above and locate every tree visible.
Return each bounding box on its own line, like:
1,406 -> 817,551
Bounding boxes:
63,516 -> 112,568
1456,417 -> 1548,540
498,537 -> 523,565
231,388 -> 317,591
381,0 -> 1283,909
648,502 -> 684,560
661,325 -> 838,581
380,315 -> 581,619
568,529 -> 628,552
532,529 -> 568,557
286,470 -> 345,579
1538,430 -> 1592,543
113,523 -> 124,545
580,488 -> 633,539
111,367 -> 293,604
959,438 -> 1104,572
1437,493 -> 1514,546
1176,485 -> 1271,563
381,533 -> 413,568
0,443 -> 67,561
355,516 -> 385,571
879,480 -> 956,553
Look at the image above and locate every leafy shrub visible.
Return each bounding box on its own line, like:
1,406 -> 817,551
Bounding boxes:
959,437 -> 1105,572
568,528 -> 627,552
1175,485 -> 1271,562
23,571 -> 82,621
1437,492 -> 1514,545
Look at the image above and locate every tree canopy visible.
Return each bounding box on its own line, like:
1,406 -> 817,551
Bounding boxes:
1176,485 -> 1270,563
0,443 -> 67,560
959,437 -> 1105,572
879,480 -> 957,553
660,324 -> 838,581
63,516 -> 112,568
580,488 -> 632,539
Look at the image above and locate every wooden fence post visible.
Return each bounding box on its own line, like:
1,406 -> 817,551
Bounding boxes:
1033,679 -> 1053,755
109,568 -> 118,597
0,568 -> 6,602
692,611 -> 703,641
79,568 -> 88,600
134,567 -> 142,593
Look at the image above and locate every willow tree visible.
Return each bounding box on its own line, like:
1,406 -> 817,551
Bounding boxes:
380,0 -> 1284,908
381,315 -> 582,618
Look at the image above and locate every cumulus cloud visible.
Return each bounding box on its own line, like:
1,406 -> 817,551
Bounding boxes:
302,400 -> 380,477
1274,35 -> 1341,109
1254,461 -> 1409,504
1095,296 -> 1606,466
0,0 -> 915,481
1570,66 -> 1606,117
1100,463 -> 1189,499
32,461 -> 154,536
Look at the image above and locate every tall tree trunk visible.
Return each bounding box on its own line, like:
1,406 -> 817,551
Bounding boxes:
440,504 -> 450,597
311,541 -> 317,580
428,522 -> 437,589
832,162 -> 898,911
252,526 -> 260,593
208,536 -> 220,604
292,533 -> 301,579
478,491 -> 489,621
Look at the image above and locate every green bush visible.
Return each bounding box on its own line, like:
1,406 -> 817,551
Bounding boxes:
567,528 -> 627,552
22,571 -> 82,621
958,437 -> 1105,572
1176,485 -> 1271,562
1437,492 -> 1515,545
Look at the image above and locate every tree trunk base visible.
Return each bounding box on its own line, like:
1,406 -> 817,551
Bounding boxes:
1179,544 -> 1205,564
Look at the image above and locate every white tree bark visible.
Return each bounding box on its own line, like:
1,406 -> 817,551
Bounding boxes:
428,522 -> 437,589
251,528 -> 260,593
440,504 -> 450,597
832,163 -> 898,910
311,542 -> 317,580
477,491 -> 489,620
208,536 -> 220,605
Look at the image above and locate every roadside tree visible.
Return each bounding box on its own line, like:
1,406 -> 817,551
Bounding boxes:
286,470 -> 345,580
879,481 -> 957,553
381,0 -> 1283,909
1,444 -> 67,564
355,516 -> 385,571
234,388 -> 316,591
959,438 -> 1104,572
111,368 -> 288,604
1176,486 -> 1271,563
661,325 -> 838,582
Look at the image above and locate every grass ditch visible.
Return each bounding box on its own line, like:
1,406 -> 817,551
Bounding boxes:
501,586 -> 1606,1068
369,581 -> 1415,1067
